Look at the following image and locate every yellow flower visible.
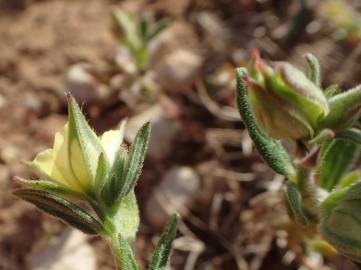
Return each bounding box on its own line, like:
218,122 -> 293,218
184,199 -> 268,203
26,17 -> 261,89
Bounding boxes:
29,94 -> 125,193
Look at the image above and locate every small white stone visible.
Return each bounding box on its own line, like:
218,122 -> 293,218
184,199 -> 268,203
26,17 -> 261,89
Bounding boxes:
65,64 -> 109,103
29,229 -> 96,270
146,166 -> 200,229
125,105 -> 181,160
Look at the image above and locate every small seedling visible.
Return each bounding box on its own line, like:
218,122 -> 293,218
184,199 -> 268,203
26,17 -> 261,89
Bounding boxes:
113,9 -> 168,72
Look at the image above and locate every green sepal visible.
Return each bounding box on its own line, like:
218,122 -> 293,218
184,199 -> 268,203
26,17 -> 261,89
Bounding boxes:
284,181 -> 309,226
235,68 -> 295,177
305,53 -> 321,87
267,63 -> 329,127
319,84 -> 361,131
67,94 -> 105,186
101,148 -> 128,206
247,74 -> 314,140
120,122 -> 150,199
15,177 -> 84,200
317,139 -> 361,191
150,214 -> 179,270
94,153 -> 109,194
13,189 -> 102,235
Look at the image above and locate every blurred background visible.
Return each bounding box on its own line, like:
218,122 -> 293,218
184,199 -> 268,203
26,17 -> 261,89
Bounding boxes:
0,0 -> 361,269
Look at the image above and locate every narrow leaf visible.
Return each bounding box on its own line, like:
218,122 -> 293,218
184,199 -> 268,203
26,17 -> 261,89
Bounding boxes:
146,19 -> 168,42
150,214 -> 179,270
235,68 -> 295,176
113,9 -> 141,49
16,177 -> 84,200
14,189 -> 102,235
305,53 -> 321,87
284,181 -> 309,226
120,122 -> 151,199
338,170 -> 361,188
140,17 -> 149,41
336,128 -> 361,144
319,84 -> 361,130
102,148 -> 128,206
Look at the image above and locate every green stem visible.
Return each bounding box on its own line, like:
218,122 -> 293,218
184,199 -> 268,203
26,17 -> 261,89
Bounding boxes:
107,233 -> 139,270
109,235 -> 124,270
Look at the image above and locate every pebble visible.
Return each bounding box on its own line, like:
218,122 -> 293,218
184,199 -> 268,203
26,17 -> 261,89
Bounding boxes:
125,105 -> 181,160
146,166 -> 200,229
29,229 -> 96,270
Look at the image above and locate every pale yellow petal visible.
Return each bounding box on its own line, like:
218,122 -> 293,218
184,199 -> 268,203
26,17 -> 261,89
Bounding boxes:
69,139 -> 89,187
52,123 -> 84,192
100,129 -> 123,164
30,149 -> 69,187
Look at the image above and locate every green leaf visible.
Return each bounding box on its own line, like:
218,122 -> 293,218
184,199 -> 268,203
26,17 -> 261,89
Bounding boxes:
284,181 -> 309,226
14,189 -> 102,235
336,128 -> 361,144
305,53 -> 321,87
15,177 -> 84,200
146,18 -> 168,42
140,17 -> 149,41
317,139 -> 361,191
338,170 -> 361,188
120,122 -> 151,199
116,191 -> 140,241
320,182 -> 361,262
150,214 -> 179,270
319,84 -> 361,131
113,9 -> 142,50
119,237 -> 139,270
235,68 -> 295,177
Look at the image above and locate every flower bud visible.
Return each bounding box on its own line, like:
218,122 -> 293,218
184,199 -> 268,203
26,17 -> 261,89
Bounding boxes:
320,181 -> 361,262
29,94 -> 125,194
245,50 -> 329,140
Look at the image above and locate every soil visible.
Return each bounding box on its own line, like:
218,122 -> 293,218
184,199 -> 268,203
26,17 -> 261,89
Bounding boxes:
0,0 -> 360,269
